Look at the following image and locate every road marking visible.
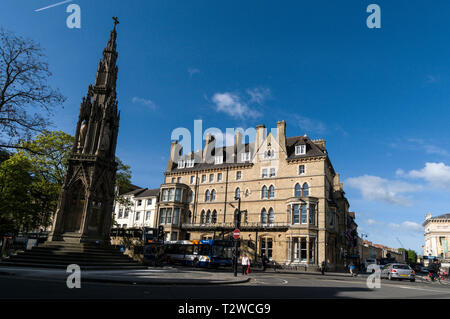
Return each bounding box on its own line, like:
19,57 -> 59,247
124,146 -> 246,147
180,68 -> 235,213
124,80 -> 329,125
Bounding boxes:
320,278 -> 450,294
281,280 -> 288,284
394,285 -> 449,293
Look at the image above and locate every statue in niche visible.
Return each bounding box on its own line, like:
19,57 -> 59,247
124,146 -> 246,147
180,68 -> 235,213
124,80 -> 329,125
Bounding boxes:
77,120 -> 88,152
100,122 -> 111,153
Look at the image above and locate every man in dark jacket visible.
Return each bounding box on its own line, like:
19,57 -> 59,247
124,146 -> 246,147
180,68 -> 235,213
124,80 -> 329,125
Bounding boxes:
429,260 -> 439,281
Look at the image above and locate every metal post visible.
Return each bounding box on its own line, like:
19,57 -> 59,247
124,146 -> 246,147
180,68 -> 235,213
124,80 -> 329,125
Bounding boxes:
233,196 -> 241,277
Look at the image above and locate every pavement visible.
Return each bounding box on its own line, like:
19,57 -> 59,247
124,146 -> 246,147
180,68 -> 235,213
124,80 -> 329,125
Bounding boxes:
0,265 -> 251,286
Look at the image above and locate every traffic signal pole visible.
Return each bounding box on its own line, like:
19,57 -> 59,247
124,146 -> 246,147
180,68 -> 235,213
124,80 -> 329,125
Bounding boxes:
233,196 -> 241,277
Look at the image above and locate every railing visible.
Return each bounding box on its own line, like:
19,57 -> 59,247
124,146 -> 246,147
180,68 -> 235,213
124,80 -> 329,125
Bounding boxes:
181,222 -> 290,231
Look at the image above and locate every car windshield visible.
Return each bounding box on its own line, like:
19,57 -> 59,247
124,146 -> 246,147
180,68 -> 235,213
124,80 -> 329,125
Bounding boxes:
393,265 -> 410,270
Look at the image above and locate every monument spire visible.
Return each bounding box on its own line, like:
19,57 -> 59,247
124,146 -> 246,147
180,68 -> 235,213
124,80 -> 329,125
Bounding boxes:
95,17 -> 119,90
49,19 -> 121,244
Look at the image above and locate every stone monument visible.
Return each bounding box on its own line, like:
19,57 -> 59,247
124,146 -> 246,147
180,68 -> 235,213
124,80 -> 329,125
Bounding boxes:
49,18 -> 121,244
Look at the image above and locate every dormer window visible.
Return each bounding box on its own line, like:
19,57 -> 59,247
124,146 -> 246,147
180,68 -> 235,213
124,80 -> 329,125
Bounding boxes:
178,160 -> 185,168
215,156 -> 223,165
186,160 -> 195,168
241,152 -> 251,161
295,145 -> 306,155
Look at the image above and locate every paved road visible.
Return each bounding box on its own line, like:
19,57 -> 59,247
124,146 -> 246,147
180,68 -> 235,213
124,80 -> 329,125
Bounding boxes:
0,269 -> 449,299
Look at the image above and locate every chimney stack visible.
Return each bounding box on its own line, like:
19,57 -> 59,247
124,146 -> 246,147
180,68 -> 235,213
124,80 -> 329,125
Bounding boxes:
234,130 -> 243,161
203,133 -> 216,163
167,140 -> 181,171
256,124 -> 266,150
276,120 -> 287,156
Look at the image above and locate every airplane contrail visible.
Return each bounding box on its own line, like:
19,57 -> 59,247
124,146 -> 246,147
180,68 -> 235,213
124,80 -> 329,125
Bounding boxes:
35,0 -> 73,12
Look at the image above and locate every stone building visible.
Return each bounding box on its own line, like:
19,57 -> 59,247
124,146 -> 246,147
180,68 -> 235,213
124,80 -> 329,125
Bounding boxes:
156,121 -> 357,271
114,188 -> 160,228
423,213 -> 450,261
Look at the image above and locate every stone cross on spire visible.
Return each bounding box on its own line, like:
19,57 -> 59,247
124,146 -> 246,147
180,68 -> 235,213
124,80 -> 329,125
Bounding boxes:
113,16 -> 119,30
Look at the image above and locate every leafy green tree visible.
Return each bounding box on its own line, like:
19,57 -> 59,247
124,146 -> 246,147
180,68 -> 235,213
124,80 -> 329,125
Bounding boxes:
0,130 -> 132,234
0,153 -> 35,233
407,250 -> 418,264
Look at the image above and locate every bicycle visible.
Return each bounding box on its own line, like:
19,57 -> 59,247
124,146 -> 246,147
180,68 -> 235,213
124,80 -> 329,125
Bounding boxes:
426,271 -> 449,284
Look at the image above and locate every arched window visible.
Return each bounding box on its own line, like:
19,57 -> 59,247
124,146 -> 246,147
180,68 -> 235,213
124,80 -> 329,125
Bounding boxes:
269,185 -> 275,199
211,189 -> 216,201
295,183 -> 301,198
200,210 -> 205,224
235,187 -> 241,199
261,208 -> 267,224
205,189 -> 210,202
261,186 -> 268,199
206,210 -> 211,224
268,208 -> 274,224
302,183 -> 309,197
212,210 -> 217,224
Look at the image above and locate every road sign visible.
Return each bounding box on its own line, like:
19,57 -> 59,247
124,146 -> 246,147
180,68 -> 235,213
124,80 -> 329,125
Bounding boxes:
233,229 -> 240,239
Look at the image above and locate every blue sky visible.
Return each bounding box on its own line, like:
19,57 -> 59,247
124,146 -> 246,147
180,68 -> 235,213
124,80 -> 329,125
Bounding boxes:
1,0 -> 450,253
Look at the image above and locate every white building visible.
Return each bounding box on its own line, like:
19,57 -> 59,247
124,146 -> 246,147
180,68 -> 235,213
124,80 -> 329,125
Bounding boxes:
114,188 -> 160,228
423,213 -> 450,263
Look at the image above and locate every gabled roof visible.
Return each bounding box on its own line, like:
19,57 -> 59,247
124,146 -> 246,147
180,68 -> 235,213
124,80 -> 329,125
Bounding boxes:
429,213 -> 450,220
167,135 -> 327,173
286,135 -> 327,160
168,144 -> 255,173
135,188 -> 160,198
122,188 -> 146,196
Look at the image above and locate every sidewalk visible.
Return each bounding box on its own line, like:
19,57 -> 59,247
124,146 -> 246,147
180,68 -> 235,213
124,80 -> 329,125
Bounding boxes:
0,266 -> 251,286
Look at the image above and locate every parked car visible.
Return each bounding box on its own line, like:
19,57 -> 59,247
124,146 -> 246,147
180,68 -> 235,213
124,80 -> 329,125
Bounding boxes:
381,263 -> 415,282
419,266 -> 429,274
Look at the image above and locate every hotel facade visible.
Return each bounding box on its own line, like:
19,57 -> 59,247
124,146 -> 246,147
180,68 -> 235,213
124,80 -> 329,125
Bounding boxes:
156,121 -> 358,271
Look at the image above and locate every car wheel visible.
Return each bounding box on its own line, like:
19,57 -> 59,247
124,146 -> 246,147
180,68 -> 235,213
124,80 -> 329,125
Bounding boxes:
410,279 -> 415,282
193,259 -> 199,268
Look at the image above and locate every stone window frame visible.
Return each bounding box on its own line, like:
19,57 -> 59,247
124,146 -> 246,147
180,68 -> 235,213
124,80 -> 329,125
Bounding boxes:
261,185 -> 268,199
298,164 -> 306,175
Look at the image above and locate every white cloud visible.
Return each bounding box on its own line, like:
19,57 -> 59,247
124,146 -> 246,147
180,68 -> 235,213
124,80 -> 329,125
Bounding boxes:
406,138 -> 450,157
132,97 -> 157,110
188,67 -> 200,77
388,221 -> 423,233
366,219 -> 379,225
404,162 -> 450,190
345,175 -> 422,206
246,88 -> 271,104
291,114 -> 327,134
212,92 -> 262,119
390,138 -> 450,157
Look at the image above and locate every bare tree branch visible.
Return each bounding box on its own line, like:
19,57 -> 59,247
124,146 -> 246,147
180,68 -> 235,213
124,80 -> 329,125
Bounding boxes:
0,27 -> 66,150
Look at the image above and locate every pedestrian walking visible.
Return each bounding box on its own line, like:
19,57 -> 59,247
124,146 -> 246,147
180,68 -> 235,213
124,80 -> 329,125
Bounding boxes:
349,262 -> 355,277
321,260 -> 326,275
241,254 -> 251,275
261,252 -> 268,272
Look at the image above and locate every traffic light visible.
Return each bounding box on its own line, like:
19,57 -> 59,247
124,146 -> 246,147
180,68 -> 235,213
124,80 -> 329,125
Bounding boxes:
157,225 -> 164,243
